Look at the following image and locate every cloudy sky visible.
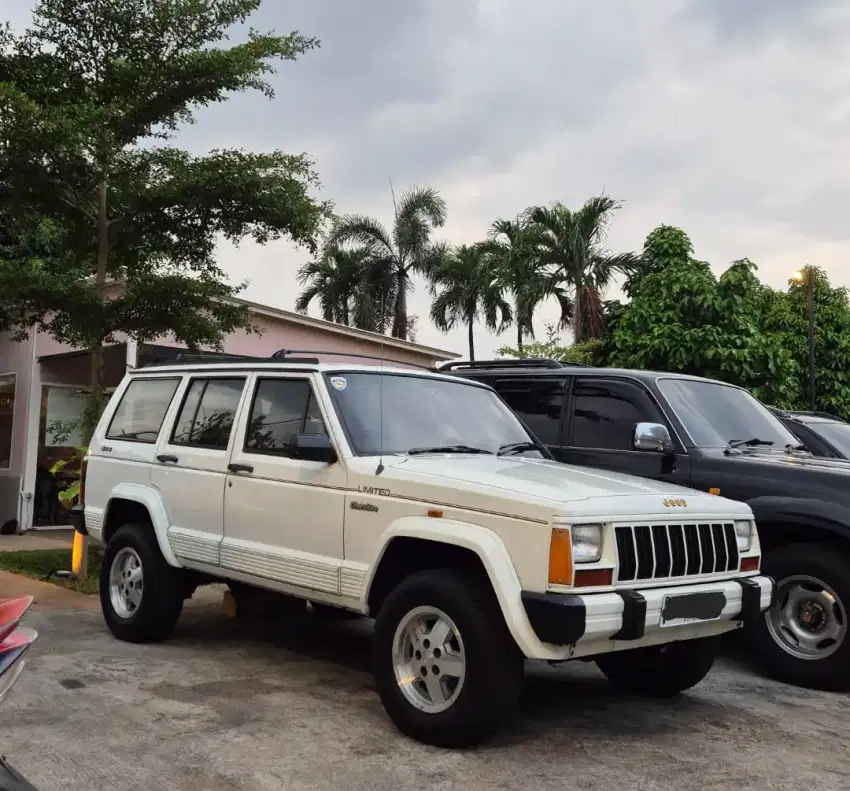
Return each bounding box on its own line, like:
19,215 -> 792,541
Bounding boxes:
7,0 -> 850,358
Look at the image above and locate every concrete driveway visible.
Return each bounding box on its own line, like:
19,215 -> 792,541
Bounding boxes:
2,588 -> 850,791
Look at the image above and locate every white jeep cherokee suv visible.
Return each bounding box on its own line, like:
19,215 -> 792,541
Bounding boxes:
77,353 -> 772,747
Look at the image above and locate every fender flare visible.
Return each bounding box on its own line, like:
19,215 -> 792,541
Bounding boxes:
363,516 -> 542,658
105,483 -> 181,567
748,496 -> 850,543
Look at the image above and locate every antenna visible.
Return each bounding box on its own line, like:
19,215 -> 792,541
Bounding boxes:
375,294 -> 386,476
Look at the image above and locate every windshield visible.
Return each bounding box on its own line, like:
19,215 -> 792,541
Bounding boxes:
324,372 -> 540,456
812,422 -> 850,457
657,377 -> 800,449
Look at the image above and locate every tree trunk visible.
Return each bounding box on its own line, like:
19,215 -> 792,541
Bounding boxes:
468,319 -> 475,361
84,178 -> 110,445
516,321 -> 523,354
393,269 -> 408,339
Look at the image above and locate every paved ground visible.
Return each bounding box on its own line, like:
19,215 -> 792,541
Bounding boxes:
0,528 -> 76,553
2,580 -> 849,791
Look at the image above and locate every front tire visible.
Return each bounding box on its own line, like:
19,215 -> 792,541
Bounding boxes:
750,543 -> 850,691
100,523 -> 185,643
372,568 -> 524,748
595,637 -> 718,696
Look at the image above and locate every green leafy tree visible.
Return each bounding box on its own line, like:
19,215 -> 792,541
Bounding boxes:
326,186 -> 447,340
764,267 -> 850,419
295,243 -> 394,332
429,243 -> 511,360
0,0 -> 327,439
607,253 -> 799,405
526,196 -> 637,342
622,224 -> 694,298
497,323 -> 603,366
485,217 -> 556,351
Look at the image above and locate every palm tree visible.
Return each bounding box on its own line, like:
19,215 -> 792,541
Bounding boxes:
295,244 -> 370,326
429,243 -> 511,360
526,196 -> 637,342
325,186 -> 448,340
485,217 -> 566,351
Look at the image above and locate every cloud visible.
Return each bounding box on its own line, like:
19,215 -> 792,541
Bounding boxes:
7,0 -> 850,358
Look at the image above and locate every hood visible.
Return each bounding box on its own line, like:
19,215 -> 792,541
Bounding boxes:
359,453 -> 748,518
704,447 -> 850,474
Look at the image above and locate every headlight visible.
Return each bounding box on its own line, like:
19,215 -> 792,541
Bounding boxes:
734,520 -> 753,552
572,524 -> 603,563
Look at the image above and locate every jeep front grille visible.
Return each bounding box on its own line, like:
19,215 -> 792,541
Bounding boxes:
614,523 -> 740,582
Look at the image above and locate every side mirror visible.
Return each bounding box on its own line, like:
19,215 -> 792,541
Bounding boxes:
289,433 -> 338,464
633,422 -> 674,454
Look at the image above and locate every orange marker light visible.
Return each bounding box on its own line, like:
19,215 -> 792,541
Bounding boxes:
548,528 -> 573,585
709,487 -> 721,496
741,556 -> 760,572
427,509 -> 443,518
574,568 -> 614,587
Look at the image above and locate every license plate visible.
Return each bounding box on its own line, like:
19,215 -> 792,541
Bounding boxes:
660,591 -> 726,626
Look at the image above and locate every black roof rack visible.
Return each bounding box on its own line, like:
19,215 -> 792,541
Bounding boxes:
271,349 -> 433,371
142,351 -> 320,367
438,358 -> 590,371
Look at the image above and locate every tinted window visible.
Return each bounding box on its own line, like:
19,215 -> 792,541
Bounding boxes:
494,378 -> 565,445
571,379 -> 663,450
245,378 -> 327,454
811,422 -> 850,457
171,378 -> 245,450
325,372 -> 534,456
657,378 -> 798,448
106,378 -> 180,443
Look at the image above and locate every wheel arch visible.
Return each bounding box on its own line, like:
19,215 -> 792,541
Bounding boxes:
364,516 -> 540,658
748,496 -> 850,556
102,483 -> 180,567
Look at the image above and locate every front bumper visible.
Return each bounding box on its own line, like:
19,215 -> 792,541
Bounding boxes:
521,575 -> 774,649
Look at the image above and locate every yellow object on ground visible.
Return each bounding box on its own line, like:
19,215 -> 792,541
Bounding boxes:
221,589 -> 237,618
72,532 -> 88,578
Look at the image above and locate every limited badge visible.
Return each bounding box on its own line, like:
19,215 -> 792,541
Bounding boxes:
330,376 -> 347,391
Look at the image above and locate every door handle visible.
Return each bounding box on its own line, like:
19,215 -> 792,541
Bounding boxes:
228,462 -> 254,474
156,454 -> 179,464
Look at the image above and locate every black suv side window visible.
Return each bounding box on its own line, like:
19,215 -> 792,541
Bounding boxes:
493,378 -> 566,445
569,378 -> 665,451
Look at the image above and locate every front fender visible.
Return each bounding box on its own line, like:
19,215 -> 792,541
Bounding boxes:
748,495 -> 850,539
105,482 -> 180,567
364,516 -> 546,659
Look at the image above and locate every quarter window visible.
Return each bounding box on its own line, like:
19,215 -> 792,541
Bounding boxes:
494,378 -> 566,445
106,378 -> 180,443
171,378 -> 245,450
571,379 -> 665,451
245,378 -> 327,455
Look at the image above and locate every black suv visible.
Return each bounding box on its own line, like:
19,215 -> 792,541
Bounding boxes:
441,358 -> 850,691
768,408 -> 850,460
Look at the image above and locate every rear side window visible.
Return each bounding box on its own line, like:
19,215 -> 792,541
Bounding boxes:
171,377 -> 246,450
493,378 -> 566,445
106,378 -> 180,443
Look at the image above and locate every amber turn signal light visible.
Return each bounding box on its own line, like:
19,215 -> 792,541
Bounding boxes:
740,556 -> 760,572
574,568 -> 614,587
548,528 -> 573,585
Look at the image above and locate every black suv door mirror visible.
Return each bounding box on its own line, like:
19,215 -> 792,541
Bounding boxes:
633,422 -> 674,454
290,433 -> 338,464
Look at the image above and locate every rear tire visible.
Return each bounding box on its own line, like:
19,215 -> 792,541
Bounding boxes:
372,568 -> 524,748
100,523 -> 184,643
595,637 -> 718,696
750,543 -> 850,691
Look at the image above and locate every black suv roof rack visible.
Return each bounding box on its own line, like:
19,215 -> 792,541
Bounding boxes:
438,358 -> 592,371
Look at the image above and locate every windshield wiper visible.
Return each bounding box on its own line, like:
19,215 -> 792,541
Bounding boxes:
408,444 -> 493,456
728,437 -> 775,449
497,441 -> 546,456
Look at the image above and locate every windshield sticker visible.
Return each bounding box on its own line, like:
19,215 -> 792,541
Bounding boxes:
330,376 -> 347,391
